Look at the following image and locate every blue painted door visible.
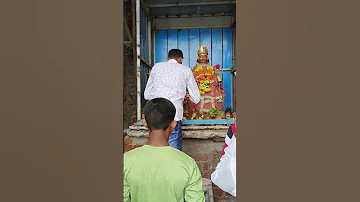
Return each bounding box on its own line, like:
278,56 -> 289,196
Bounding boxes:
154,28 -> 234,110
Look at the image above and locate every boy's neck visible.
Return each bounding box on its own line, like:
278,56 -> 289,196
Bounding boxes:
147,130 -> 170,147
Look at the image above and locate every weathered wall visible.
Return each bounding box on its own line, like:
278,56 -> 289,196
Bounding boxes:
183,139 -> 236,202
123,52 -> 137,129
123,0 -> 137,129
124,135 -> 236,202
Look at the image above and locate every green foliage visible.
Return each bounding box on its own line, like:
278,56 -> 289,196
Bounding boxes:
208,107 -> 221,116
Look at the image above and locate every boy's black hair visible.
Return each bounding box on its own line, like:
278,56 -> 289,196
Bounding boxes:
168,49 -> 183,59
144,98 -> 176,131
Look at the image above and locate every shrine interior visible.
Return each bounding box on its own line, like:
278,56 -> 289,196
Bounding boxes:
123,1 -> 237,201
124,0 -> 236,126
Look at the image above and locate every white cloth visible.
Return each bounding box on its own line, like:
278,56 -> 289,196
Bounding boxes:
144,59 -> 200,121
211,135 -> 236,197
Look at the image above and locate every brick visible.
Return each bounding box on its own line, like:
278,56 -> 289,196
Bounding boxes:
215,199 -> 233,202
124,145 -> 133,152
122,47 -> 136,129
213,185 -> 229,198
203,163 -> 209,170
214,187 -> 223,197
124,137 -> 132,145
193,155 -> 208,161
197,163 -> 203,170
201,173 -> 210,179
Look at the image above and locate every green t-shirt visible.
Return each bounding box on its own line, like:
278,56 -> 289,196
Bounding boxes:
123,145 -> 205,202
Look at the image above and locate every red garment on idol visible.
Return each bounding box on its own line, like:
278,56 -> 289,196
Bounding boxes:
184,65 -> 225,117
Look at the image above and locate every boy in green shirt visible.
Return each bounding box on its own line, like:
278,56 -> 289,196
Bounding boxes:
123,98 -> 205,202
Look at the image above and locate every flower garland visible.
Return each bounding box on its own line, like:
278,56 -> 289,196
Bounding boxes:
195,65 -> 214,95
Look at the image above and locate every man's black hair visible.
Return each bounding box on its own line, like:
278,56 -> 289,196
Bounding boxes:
168,49 -> 183,59
144,98 -> 176,131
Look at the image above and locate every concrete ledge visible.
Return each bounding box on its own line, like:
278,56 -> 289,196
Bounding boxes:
127,125 -> 228,139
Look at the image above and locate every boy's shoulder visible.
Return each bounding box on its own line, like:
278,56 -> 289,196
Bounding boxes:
124,146 -> 195,163
123,146 -> 145,158
123,146 -> 146,166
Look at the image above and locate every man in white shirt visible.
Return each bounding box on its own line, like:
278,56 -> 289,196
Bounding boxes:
144,49 -> 200,151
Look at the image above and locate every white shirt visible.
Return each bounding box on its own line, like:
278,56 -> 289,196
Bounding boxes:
211,135 -> 236,197
144,59 -> 200,121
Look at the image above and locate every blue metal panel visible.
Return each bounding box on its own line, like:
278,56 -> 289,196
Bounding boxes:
199,28 -> 212,60
223,28 -> 232,68
223,28 -> 233,110
223,70 -> 232,110
167,30 -> 178,51
155,30 -> 167,63
211,28 -> 222,67
154,27 -> 234,109
178,29 -> 189,67
189,29 -> 200,68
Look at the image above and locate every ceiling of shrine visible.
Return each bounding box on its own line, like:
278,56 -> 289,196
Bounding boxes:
142,0 -> 236,17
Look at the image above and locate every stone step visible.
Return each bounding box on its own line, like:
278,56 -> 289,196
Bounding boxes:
202,178 -> 214,202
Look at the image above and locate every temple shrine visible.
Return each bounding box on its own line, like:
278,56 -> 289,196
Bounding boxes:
124,0 -> 236,201
184,43 -> 234,121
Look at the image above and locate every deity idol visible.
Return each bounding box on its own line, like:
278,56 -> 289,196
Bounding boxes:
183,43 -> 226,120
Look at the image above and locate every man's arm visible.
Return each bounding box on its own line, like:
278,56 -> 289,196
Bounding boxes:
144,67 -> 156,100
184,161 -> 206,202
186,70 -> 200,104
